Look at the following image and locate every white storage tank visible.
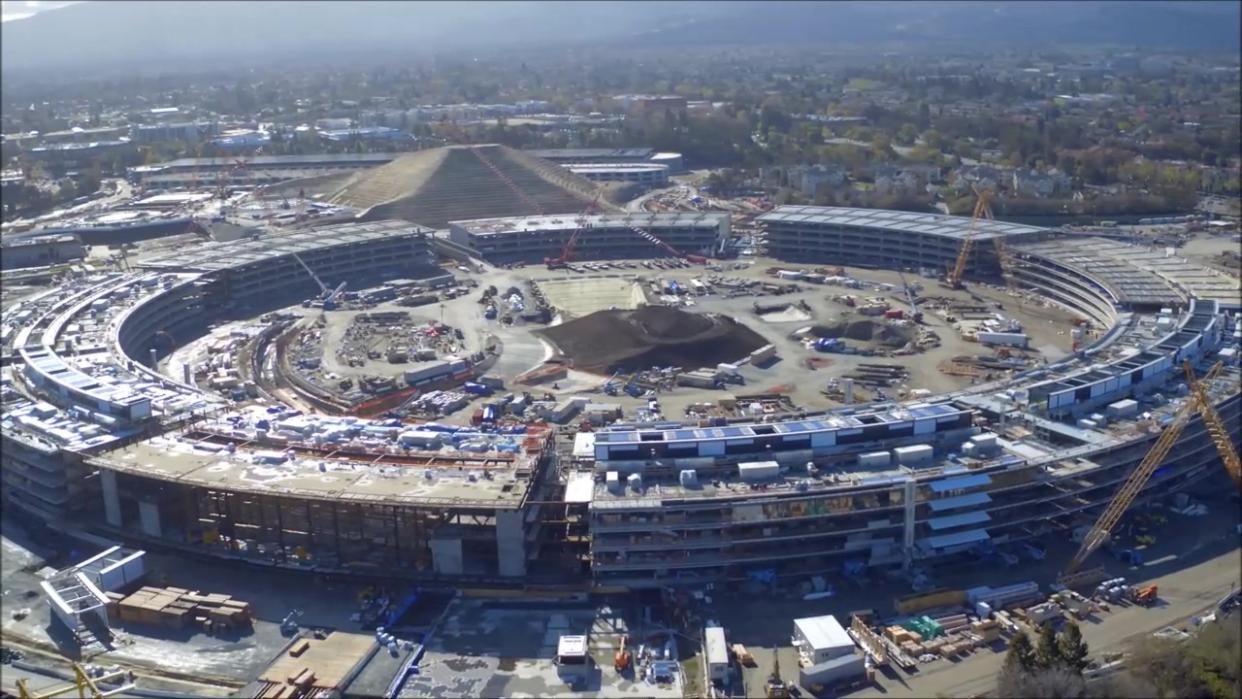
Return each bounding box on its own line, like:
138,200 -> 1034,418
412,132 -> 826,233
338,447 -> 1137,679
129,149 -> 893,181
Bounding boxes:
679,469 -> 699,488
891,444 -> 934,466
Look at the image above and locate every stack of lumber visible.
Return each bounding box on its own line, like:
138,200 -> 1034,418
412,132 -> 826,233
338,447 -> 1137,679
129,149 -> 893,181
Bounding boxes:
117,585 -> 252,630
970,619 -> 1001,642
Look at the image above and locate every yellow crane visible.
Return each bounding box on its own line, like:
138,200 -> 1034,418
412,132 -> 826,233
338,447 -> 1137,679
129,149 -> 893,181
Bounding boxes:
1061,360 -> 1240,578
946,188 -> 993,289
994,235 -> 1017,290
15,662 -> 133,699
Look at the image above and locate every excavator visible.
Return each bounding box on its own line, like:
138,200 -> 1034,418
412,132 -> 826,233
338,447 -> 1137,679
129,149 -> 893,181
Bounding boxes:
1057,359 -> 1240,587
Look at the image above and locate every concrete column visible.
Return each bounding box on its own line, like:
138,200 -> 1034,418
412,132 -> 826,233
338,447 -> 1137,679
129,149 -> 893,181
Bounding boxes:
902,478 -> 917,570
182,363 -> 192,384
430,537 -> 464,576
100,469 -> 122,527
149,348 -> 158,368
138,501 -> 162,538
495,509 -> 527,577
842,378 -> 854,404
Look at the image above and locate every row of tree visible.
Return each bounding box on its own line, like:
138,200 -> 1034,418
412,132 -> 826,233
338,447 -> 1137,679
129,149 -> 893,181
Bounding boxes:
998,623 -> 1091,698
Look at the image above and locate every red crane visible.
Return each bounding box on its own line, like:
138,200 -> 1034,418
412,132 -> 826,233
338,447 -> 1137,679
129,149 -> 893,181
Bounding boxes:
472,145 -> 712,266
545,194 -> 601,269
626,223 -> 710,264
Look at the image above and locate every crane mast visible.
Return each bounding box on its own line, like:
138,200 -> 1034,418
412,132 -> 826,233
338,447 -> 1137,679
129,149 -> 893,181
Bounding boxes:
947,189 -> 992,288
1061,360 -> 1236,577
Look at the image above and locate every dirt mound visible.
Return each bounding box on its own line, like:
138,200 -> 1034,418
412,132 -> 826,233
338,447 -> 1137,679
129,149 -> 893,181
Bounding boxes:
329,144 -> 609,228
540,306 -> 768,373
810,319 -> 914,347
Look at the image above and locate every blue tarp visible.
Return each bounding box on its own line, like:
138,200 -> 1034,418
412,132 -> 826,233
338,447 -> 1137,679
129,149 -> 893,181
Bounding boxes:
928,492 -> 993,511
921,528 -> 991,549
927,511 -> 992,530
929,473 -> 993,493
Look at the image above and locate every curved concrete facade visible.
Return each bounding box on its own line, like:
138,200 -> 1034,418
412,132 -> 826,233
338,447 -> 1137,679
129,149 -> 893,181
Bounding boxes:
3,210 -> 1237,591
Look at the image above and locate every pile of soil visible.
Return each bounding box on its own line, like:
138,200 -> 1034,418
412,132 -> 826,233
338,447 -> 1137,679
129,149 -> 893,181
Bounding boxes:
810,319 -> 915,348
540,306 -> 769,373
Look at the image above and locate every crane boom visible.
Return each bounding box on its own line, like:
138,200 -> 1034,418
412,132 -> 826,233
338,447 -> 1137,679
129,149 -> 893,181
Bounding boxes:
291,251 -> 330,296
1062,361 -> 1227,576
948,189 -> 992,288
1185,361 -> 1241,484
545,193 -> 602,268
470,145 -> 546,217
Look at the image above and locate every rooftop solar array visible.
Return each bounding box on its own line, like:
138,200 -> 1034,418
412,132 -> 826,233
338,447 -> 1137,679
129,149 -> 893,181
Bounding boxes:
757,205 -> 1046,241
140,220 -> 428,273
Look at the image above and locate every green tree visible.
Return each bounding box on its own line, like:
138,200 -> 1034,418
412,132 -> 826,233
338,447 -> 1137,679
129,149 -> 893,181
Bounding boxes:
1056,622 -> 1090,674
1035,624 -> 1061,669
1005,630 -> 1037,674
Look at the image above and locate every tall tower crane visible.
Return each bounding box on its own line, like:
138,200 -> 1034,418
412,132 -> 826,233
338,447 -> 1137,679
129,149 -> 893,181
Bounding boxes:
1060,360 -> 1240,579
945,188 -> 992,289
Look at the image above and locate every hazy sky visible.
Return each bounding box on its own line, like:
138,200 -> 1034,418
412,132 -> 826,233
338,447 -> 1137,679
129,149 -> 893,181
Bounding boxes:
1,0 -> 79,22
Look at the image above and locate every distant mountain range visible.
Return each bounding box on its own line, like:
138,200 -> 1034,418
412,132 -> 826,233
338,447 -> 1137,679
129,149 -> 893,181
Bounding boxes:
2,1 -> 1237,78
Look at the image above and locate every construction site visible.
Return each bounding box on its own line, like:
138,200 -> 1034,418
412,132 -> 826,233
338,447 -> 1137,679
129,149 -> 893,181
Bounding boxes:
2,139 -> 1240,699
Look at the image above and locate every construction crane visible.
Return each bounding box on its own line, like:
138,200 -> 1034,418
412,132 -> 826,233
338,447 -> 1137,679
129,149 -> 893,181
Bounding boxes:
994,235 -> 1017,290
291,251 -> 347,311
625,223 -> 710,264
470,145 -> 712,265
764,647 -> 789,699
187,141 -> 207,191
945,188 -> 993,289
897,270 -> 923,323
470,145 -> 546,217
16,662 -> 134,699
1061,360 -> 1239,578
546,193 -> 602,269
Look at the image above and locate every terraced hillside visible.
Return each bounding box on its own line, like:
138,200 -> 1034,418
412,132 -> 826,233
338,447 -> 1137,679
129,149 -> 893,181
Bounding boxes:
329,144 -> 611,228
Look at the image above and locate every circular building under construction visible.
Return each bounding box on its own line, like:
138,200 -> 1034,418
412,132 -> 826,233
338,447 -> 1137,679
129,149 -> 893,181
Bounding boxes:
2,205 -> 1238,590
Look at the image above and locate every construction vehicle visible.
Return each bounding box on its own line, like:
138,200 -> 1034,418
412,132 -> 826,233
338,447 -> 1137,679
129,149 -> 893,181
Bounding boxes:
897,270 -> 923,323
614,634 -> 632,673
546,194 -> 602,269
1132,584 -> 1158,606
944,188 -> 993,289
1060,360 -> 1240,579
292,251 -> 347,311
765,648 -> 790,699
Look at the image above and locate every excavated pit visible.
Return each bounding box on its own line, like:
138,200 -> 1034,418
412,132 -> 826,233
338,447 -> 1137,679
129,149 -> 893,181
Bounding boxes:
539,306 -> 769,374
809,318 -> 915,348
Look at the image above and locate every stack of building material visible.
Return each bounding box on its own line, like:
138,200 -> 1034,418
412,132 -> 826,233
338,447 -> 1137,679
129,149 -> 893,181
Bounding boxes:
116,587 -> 193,629
103,591 -> 126,622
970,619 -> 1001,643
116,586 -> 252,630
932,613 -> 971,635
